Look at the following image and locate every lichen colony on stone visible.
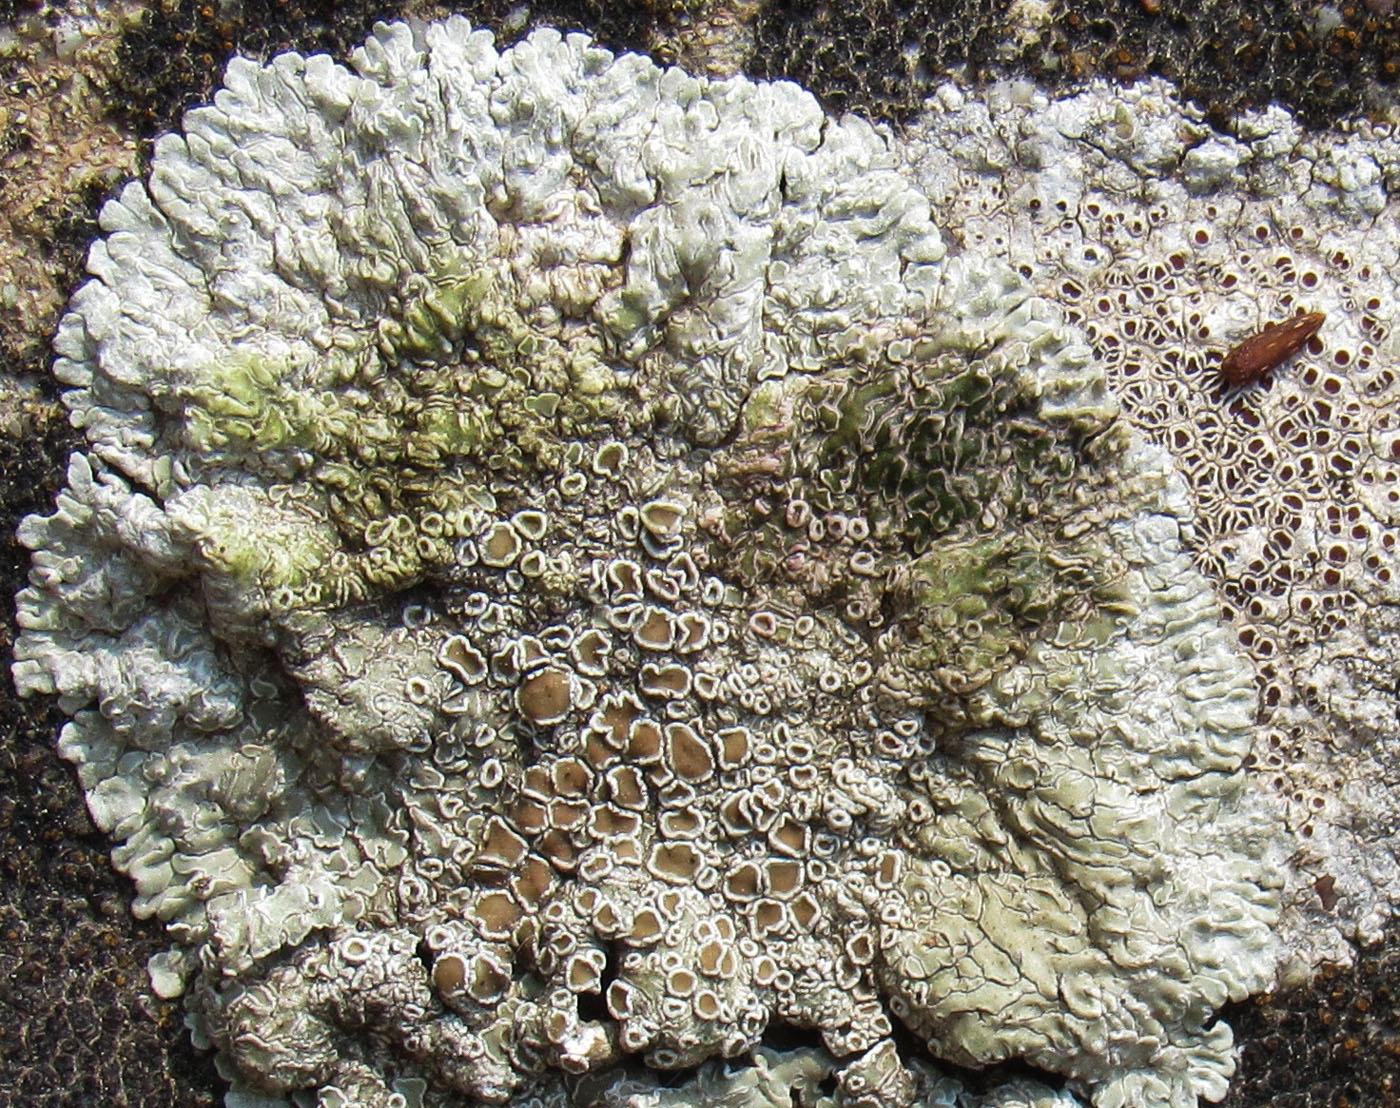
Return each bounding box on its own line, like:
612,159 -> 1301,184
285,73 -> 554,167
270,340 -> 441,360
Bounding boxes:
899,78 -> 1400,966
13,19 -> 1282,1108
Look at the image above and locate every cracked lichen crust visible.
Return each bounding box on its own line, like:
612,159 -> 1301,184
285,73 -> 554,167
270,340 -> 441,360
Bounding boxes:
13,20 -> 1281,1108
899,77 -> 1400,966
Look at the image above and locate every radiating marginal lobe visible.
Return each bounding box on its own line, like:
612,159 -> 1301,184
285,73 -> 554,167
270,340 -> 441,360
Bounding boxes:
1219,311 -> 1325,386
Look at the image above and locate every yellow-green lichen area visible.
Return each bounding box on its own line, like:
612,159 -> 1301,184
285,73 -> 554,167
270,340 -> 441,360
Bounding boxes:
820,350 -> 1094,540
881,867 -> 1093,1064
192,491 -> 340,598
895,530 -> 1135,689
707,343 -> 1136,711
376,269 -> 495,365
177,270 -> 639,618
182,350 -> 376,459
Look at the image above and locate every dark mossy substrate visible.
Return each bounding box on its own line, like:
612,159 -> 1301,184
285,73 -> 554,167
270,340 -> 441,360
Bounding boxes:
113,0 -> 1400,138
1222,940 -> 1400,1108
754,0 -> 1400,129
0,388 -> 223,1108
3,0 -> 1400,1105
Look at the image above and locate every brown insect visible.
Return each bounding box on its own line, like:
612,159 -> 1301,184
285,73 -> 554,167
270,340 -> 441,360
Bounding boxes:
1219,310 -> 1325,386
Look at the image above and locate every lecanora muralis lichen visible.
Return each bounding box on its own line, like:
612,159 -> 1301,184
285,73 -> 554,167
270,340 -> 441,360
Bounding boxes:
14,19 -> 1292,1108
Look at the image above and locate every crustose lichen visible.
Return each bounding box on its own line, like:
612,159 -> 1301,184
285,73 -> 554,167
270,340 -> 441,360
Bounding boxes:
14,18 -> 1283,1108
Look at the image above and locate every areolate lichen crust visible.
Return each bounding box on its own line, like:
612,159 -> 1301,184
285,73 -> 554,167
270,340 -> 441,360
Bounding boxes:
899,77 -> 1400,967
13,19 -> 1283,1108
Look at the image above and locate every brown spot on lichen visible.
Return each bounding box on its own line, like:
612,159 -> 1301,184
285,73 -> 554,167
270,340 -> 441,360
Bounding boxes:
473,892 -> 521,938
665,722 -> 713,781
433,953 -> 466,994
476,818 -> 529,869
640,500 -> 684,537
480,521 -> 522,566
647,842 -> 701,883
627,907 -> 663,945
517,668 -> 573,725
628,719 -> 664,762
634,608 -> 675,651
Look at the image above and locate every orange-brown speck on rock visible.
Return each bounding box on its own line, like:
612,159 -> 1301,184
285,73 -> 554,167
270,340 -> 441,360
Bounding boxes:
1219,311 -> 1325,386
